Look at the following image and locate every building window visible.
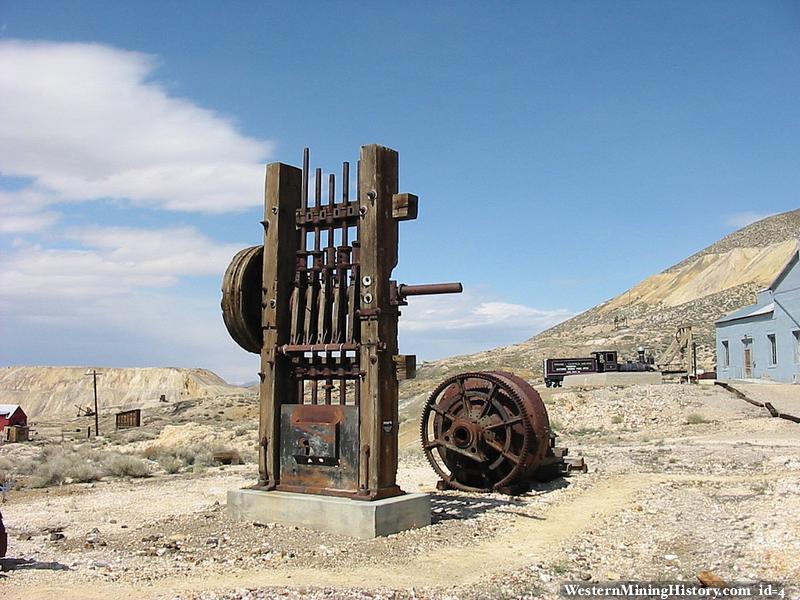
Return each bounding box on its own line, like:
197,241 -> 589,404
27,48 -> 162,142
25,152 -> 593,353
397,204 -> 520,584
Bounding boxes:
794,331 -> 800,364
722,340 -> 730,367
768,334 -> 777,366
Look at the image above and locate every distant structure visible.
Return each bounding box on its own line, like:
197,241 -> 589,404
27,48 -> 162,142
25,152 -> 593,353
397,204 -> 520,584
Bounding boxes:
115,408 -> 142,430
0,404 -> 26,433
716,245 -> 800,383
0,404 -> 28,443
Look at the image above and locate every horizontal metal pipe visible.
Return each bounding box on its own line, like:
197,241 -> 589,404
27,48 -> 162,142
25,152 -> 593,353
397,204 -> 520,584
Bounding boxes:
398,282 -> 463,297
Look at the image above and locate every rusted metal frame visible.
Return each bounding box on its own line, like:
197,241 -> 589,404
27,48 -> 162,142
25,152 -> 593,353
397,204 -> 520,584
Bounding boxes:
356,144 -> 402,499
290,150 -> 310,346
322,174 -> 337,404
259,162 -> 302,488
306,168 -> 324,405
294,370 -> 362,381
281,342 -> 359,354
296,203 -> 360,226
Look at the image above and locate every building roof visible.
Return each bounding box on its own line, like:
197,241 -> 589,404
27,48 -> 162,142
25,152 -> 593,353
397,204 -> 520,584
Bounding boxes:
0,404 -> 22,418
716,302 -> 775,325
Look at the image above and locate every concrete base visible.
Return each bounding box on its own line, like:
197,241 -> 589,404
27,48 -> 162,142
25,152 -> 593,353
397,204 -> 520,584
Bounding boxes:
563,371 -> 662,387
227,489 -> 430,539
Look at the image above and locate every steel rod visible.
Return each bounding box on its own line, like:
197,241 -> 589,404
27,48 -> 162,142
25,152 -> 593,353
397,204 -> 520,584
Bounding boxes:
342,161 -> 350,246
398,282 -> 463,297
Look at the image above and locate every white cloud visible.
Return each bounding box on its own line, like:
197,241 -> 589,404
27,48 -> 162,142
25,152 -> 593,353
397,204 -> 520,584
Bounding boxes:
0,211 -> 59,234
398,292 -> 573,360
0,225 -> 243,299
724,211 -> 776,229
0,224 -> 256,381
0,188 -> 60,233
0,39 -> 272,215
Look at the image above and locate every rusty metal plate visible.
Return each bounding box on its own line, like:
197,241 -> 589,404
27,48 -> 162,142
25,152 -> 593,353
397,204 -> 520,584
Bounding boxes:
279,404 -> 359,492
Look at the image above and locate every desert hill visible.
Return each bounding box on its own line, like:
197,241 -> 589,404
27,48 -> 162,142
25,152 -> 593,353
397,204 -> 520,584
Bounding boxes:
398,209 -> 800,424
0,366 -> 249,419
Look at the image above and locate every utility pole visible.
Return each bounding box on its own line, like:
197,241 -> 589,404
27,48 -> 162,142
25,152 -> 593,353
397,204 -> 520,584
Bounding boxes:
86,369 -> 101,436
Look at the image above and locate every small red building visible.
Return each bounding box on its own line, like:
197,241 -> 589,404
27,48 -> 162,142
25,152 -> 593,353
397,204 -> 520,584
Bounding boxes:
0,404 -> 27,432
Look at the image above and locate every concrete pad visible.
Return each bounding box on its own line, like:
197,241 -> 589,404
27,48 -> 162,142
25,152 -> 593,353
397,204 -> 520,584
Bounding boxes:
227,489 -> 430,539
563,371 -> 662,387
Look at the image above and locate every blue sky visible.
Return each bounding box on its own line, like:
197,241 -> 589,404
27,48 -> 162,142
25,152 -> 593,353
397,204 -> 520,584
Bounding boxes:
1,2 -> 798,382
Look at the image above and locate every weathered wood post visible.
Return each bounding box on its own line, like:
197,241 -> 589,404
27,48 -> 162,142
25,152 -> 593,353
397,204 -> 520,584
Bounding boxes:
259,162 -> 301,488
357,145 -> 401,497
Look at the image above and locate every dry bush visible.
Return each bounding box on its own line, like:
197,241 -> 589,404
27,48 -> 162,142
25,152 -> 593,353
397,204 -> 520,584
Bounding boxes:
146,439 -> 250,474
114,429 -> 159,444
28,446 -> 107,487
233,422 -> 257,437
686,413 -> 708,425
158,454 -> 183,474
102,453 -> 152,478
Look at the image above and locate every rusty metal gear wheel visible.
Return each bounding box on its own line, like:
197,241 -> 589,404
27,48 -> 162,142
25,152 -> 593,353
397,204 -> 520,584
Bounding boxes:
221,245 -> 263,354
420,371 -> 552,493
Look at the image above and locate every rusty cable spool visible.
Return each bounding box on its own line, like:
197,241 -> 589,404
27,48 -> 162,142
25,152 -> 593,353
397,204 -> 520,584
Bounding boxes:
420,371 -> 552,493
221,245 -> 263,354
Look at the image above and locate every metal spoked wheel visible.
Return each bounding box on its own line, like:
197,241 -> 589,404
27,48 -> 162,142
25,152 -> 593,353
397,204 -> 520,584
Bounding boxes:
420,371 -> 551,493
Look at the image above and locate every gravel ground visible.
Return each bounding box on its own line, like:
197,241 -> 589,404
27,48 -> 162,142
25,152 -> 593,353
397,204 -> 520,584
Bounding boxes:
1,383 -> 798,600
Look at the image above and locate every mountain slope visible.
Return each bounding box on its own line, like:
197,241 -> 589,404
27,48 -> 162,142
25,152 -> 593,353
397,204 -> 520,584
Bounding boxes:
0,366 -> 249,419
400,209 -> 800,411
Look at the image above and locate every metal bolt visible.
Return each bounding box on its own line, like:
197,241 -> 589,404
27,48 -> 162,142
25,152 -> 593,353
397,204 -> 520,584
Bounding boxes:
363,293 -> 373,304
269,299 -> 276,308
362,275 -> 372,286
271,207 -> 278,214
367,190 -> 377,201
359,206 -> 368,217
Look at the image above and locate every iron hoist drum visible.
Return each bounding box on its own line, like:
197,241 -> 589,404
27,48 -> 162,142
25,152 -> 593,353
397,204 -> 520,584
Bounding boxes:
221,245 -> 263,354
420,371 -> 555,493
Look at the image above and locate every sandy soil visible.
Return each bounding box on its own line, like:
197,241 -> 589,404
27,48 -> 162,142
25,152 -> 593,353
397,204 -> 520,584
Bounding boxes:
1,383 -> 798,600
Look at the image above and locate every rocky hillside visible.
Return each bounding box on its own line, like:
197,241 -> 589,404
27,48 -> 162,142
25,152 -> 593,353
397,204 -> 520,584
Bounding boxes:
0,366 -> 249,420
399,209 -> 800,422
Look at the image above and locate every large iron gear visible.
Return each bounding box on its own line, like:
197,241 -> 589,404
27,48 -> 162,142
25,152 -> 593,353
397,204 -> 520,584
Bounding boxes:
420,371 -> 555,493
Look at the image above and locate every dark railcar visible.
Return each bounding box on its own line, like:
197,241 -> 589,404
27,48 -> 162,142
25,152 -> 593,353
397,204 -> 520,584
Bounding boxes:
543,357 -> 598,388
544,350 -> 654,387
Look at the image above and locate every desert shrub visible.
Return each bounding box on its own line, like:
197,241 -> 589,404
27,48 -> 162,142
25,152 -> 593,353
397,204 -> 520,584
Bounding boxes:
66,460 -> 104,483
12,455 -> 39,476
117,429 -> 159,443
28,446 -> 107,487
177,443 -> 214,467
158,454 -> 183,474
141,445 -> 160,460
686,413 -> 708,425
102,453 -> 152,478
233,422 -> 257,437
34,455 -> 67,486
240,448 -> 257,464
0,455 -> 13,474
142,436 -> 244,472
